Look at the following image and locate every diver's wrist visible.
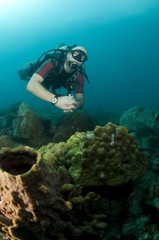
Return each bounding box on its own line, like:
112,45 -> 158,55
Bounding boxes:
51,96 -> 58,105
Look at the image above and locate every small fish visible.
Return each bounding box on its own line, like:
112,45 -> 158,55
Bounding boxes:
122,126 -> 129,133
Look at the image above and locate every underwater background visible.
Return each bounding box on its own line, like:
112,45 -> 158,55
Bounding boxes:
1,0 -> 159,115
1,1 -> 159,240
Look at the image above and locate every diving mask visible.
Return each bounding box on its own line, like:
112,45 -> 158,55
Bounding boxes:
71,49 -> 88,63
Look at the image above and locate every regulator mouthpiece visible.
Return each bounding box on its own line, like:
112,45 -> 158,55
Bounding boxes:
69,61 -> 78,70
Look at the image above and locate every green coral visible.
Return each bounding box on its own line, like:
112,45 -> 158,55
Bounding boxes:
41,122 -> 148,187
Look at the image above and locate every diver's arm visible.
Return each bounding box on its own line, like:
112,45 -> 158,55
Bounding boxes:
27,73 -> 55,102
75,93 -> 84,109
27,73 -> 77,111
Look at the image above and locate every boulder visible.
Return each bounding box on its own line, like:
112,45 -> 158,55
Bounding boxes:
13,102 -> 52,147
0,116 -> 7,128
119,106 -> 159,151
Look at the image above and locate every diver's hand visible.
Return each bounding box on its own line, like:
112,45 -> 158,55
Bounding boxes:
55,95 -> 77,112
63,100 -> 81,112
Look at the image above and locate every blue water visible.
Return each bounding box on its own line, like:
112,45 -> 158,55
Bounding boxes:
1,0 -> 159,115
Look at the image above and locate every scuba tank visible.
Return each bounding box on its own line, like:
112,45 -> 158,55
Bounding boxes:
17,62 -> 37,81
17,43 -> 68,81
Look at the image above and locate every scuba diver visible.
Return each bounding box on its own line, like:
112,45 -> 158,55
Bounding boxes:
19,44 -> 88,113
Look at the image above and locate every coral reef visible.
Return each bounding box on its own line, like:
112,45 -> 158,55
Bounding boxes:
40,122 -> 148,187
0,121 -> 149,240
1,103 -> 159,240
67,122 -> 148,186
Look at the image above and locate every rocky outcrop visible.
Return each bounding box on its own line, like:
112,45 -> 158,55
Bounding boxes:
0,102 -> 98,149
119,106 -> 159,152
0,116 -> 7,128
12,102 -> 53,147
0,135 -> 17,149
52,110 -> 97,143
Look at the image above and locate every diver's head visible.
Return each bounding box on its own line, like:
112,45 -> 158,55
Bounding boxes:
71,46 -> 88,63
66,46 -> 88,71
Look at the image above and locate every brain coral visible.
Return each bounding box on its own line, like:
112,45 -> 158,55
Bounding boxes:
40,122 -> 149,187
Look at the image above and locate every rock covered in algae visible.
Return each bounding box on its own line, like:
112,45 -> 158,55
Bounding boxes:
52,110 -> 97,143
0,135 -> 18,149
40,122 -> 149,187
13,102 -> 52,147
119,106 -> 159,151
